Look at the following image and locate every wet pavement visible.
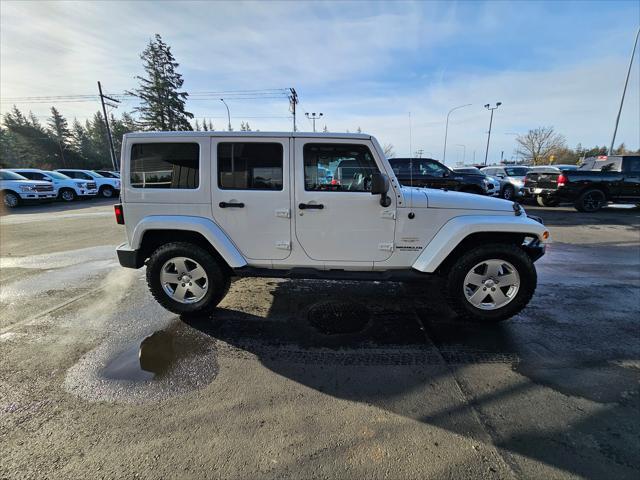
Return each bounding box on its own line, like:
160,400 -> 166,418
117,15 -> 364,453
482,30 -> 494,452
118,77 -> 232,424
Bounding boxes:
0,202 -> 639,479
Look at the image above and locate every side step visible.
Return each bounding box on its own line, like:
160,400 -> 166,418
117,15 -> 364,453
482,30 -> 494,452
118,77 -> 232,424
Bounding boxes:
232,266 -> 435,283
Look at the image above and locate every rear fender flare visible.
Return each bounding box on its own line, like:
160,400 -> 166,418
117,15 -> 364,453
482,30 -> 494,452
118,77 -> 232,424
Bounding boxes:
131,215 -> 247,268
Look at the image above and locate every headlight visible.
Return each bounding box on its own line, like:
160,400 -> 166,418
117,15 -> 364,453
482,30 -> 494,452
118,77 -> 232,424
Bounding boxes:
511,179 -> 524,186
76,182 -> 88,188
19,184 -> 36,192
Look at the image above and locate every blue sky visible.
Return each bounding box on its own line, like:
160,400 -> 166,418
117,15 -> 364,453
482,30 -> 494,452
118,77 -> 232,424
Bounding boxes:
1,0 -> 639,164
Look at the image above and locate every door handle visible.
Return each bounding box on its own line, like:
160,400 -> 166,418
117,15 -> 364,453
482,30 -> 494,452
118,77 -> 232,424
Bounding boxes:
298,203 -> 324,210
219,201 -> 245,208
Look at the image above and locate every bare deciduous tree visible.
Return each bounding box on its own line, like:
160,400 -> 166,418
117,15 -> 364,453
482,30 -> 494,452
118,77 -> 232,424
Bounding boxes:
515,127 -> 566,165
383,143 -> 395,158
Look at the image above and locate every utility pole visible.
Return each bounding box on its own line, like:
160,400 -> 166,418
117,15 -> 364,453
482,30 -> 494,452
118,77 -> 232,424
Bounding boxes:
289,88 -> 298,132
97,81 -> 119,171
443,104 -> 471,165
220,99 -> 232,131
609,27 -> 639,155
305,112 -> 323,132
483,102 -> 502,166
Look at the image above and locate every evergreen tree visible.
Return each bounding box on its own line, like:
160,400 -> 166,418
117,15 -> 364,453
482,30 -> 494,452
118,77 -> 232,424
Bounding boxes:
208,120 -> 214,131
128,34 -> 193,131
201,119 -> 208,131
194,119 -> 200,131
48,107 -> 72,167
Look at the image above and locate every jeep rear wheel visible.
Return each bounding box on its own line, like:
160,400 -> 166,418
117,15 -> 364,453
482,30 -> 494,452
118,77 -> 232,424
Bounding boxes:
443,243 -> 537,322
146,242 -> 230,315
575,189 -> 606,212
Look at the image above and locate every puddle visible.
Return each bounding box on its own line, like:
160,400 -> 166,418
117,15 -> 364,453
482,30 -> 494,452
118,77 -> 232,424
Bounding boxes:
307,301 -> 371,335
65,320 -> 219,403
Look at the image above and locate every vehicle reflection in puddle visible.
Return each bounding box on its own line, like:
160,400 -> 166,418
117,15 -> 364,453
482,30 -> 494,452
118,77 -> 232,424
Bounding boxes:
102,330 -> 179,382
65,321 -> 220,403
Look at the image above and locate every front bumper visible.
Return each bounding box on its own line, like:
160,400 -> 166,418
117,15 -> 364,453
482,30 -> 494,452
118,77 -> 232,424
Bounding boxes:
116,243 -> 144,269
18,192 -> 56,201
79,188 -> 99,197
522,238 -> 546,262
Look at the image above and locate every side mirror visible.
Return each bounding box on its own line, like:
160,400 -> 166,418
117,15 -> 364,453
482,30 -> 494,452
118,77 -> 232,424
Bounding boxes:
370,172 -> 392,207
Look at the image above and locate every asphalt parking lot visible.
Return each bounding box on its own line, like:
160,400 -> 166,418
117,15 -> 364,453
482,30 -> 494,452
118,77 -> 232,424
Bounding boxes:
0,200 -> 639,479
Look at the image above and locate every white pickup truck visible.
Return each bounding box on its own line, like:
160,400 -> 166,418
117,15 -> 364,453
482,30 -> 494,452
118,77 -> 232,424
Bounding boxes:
11,168 -> 98,201
1,169 -> 57,207
114,132 -> 549,322
56,169 -> 121,198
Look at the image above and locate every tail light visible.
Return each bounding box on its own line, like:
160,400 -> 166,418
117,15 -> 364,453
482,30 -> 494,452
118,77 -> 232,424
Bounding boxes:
114,203 -> 124,225
557,174 -> 567,187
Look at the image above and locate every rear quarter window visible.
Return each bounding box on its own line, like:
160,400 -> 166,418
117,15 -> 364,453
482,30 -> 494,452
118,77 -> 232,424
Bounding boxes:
130,143 -> 199,189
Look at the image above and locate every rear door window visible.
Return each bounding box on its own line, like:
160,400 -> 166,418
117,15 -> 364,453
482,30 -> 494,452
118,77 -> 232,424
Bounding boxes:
217,142 -> 283,190
130,143 -> 199,189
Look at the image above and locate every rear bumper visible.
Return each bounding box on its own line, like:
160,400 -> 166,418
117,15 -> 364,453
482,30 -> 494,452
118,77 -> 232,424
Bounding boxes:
116,243 -> 144,269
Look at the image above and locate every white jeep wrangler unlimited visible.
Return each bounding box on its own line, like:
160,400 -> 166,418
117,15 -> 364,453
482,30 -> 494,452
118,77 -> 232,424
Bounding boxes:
115,132 -> 548,322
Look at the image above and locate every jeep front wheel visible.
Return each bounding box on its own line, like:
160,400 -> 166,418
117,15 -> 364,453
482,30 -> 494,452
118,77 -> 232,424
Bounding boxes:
443,243 -> 537,322
146,242 -> 230,315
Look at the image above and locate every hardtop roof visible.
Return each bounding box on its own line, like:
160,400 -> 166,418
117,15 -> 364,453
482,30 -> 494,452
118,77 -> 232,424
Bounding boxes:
123,131 -> 373,140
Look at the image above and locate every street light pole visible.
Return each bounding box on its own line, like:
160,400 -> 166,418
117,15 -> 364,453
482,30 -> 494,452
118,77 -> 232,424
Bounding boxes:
220,98 -> 231,131
456,144 -> 466,164
609,26 -> 640,155
305,112 -> 323,132
483,102 -> 502,166
443,104 -> 471,165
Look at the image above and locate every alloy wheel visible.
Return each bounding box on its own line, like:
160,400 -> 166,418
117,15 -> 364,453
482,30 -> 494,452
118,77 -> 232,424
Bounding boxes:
463,259 -> 520,310
160,256 -> 209,304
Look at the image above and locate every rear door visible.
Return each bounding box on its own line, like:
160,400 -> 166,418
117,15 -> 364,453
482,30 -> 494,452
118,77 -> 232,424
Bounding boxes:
293,138 -> 396,263
211,137 -> 291,261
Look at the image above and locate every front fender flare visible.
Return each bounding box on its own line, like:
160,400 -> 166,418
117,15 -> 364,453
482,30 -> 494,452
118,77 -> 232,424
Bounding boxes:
412,214 -> 548,273
131,215 -> 247,268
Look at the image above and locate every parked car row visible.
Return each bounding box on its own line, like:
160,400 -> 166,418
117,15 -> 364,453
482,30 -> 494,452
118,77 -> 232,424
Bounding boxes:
388,158 -> 519,200
0,168 -> 120,208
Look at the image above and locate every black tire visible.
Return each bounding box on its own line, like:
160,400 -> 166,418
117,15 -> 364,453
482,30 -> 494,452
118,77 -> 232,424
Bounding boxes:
442,243 -> 537,323
100,186 -> 115,198
536,195 -> 559,207
502,185 -> 515,200
2,191 -> 20,208
574,189 -> 606,212
146,242 -> 230,315
59,188 -> 77,202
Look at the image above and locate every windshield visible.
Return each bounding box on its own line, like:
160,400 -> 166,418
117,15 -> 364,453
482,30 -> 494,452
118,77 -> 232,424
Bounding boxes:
45,171 -> 71,180
504,167 -> 529,176
0,170 -> 28,181
90,171 -> 104,177
455,167 -> 482,174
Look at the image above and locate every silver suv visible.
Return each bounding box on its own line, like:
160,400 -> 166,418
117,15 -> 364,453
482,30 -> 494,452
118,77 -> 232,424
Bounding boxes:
115,132 -> 548,323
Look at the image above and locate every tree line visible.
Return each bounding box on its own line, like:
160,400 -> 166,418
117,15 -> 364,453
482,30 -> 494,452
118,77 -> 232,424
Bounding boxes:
513,125 -> 638,165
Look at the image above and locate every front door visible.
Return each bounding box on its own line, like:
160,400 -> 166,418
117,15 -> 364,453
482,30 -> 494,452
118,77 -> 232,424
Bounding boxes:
211,138 -> 291,261
293,139 -> 396,262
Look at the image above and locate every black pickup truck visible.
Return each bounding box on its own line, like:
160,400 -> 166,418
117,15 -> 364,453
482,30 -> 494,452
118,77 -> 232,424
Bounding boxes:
388,158 -> 491,195
525,155 -> 640,212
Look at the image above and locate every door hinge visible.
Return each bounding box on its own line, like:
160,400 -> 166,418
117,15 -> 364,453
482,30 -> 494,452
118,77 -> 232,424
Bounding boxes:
378,242 -> 394,252
381,210 -> 396,220
275,208 -> 291,218
276,241 -> 291,250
